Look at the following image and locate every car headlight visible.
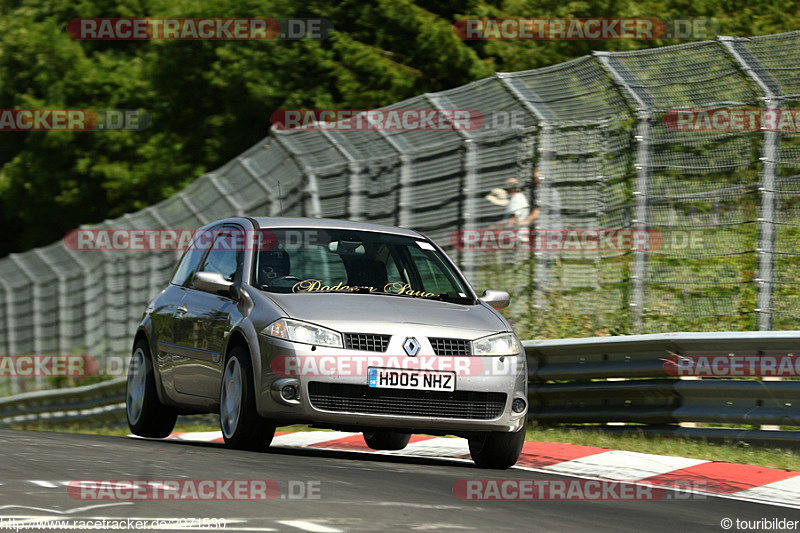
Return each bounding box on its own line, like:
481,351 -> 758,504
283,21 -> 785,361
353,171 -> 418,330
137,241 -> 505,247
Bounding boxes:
262,318 -> 343,348
472,332 -> 520,356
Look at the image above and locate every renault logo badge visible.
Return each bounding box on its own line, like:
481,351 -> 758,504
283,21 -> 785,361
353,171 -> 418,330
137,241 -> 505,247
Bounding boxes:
403,337 -> 420,356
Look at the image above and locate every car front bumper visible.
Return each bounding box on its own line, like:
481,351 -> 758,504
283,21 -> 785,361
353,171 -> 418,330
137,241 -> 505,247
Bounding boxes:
254,335 -> 528,434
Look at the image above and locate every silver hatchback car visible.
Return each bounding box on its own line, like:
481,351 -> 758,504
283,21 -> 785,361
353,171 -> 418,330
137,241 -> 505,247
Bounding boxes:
127,217 -> 528,468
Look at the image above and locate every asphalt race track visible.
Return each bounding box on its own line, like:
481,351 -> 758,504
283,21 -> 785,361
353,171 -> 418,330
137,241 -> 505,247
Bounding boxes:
1,430 -> 798,532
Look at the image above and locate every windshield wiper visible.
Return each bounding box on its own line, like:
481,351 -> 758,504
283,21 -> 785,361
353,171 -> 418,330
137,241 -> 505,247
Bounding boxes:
258,285 -> 293,293
426,293 -> 476,304
347,290 -> 476,304
329,289 -> 476,303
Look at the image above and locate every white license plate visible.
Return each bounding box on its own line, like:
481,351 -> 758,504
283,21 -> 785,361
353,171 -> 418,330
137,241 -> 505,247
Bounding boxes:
368,367 -> 455,391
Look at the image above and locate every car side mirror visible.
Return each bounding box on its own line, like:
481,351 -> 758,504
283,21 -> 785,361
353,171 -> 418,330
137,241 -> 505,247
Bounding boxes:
193,271 -> 235,297
480,289 -> 510,310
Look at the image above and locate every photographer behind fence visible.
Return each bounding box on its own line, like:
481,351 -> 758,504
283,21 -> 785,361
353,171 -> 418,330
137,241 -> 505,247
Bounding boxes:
486,177 -> 530,228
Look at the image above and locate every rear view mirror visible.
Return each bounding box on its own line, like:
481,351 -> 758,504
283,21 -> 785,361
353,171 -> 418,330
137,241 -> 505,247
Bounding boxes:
328,240 -> 365,256
193,271 -> 235,297
480,289 -> 510,310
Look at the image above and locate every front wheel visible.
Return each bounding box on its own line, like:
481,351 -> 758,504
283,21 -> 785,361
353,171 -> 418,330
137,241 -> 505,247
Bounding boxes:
468,426 -> 526,469
127,338 -> 177,438
220,346 -> 275,451
363,431 -> 411,450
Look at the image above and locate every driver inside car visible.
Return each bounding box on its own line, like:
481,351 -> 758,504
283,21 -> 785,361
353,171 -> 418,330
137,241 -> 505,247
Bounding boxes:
258,250 -> 292,287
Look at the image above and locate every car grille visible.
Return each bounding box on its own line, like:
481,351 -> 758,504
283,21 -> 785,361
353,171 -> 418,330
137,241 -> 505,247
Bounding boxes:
307,382 -> 506,420
343,333 -> 391,352
429,337 -> 471,356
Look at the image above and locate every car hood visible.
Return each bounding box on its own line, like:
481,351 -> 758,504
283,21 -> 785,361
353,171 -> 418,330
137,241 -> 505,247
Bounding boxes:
261,292 -> 508,334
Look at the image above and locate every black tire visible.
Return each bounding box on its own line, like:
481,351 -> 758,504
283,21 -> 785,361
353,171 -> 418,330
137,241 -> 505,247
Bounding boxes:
127,338 -> 178,438
468,425 -> 526,469
220,345 -> 275,451
363,430 -> 412,451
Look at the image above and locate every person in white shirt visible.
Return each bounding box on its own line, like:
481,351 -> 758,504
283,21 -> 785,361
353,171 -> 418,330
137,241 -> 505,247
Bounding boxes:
486,177 -> 529,227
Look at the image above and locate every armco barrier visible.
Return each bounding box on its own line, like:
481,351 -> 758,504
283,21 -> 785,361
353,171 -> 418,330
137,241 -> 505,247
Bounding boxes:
1,332 -> 798,445
0,378 -> 125,427
0,331 -> 800,442
525,331 -> 800,380
525,331 -> 800,442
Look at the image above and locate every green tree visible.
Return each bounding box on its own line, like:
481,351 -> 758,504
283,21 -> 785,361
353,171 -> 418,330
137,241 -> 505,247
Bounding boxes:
0,0 -> 796,256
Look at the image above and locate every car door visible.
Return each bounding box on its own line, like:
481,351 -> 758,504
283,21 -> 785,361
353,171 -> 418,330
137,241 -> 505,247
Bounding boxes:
153,239 -> 213,382
172,226 -> 243,398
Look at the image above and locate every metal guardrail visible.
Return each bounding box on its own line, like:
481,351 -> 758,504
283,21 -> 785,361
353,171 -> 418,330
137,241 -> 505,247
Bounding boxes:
525,332 -> 800,442
526,331 -> 800,380
0,378 -> 126,427
1,332 -> 798,444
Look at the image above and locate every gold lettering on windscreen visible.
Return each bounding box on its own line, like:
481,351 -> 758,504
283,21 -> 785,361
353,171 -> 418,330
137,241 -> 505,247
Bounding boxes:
292,279 -> 435,298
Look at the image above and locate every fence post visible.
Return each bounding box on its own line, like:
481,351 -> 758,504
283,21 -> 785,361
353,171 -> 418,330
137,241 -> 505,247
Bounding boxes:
237,155 -> 278,209
718,36 -> 784,431
34,247 -> 69,365
205,172 -> 244,214
497,74 -> 555,307
595,53 -> 653,333
8,255 -> 43,389
718,36 -> 780,331
372,130 -> 411,228
319,129 -> 363,221
533,124 -> 555,304
631,111 -> 653,332
0,275 -> 19,394
272,133 -> 323,218
425,93 -> 479,282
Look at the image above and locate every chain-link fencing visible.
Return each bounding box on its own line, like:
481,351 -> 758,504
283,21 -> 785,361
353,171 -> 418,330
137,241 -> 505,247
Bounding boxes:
1,31 -> 799,394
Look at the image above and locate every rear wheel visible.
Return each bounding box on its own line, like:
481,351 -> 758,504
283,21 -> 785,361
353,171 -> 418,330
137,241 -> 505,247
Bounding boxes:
363,430 -> 411,450
127,338 -> 177,438
220,346 -> 275,451
468,426 -> 526,469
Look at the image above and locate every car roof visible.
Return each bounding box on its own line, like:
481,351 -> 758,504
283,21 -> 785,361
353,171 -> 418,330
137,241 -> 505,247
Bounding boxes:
248,217 -> 426,239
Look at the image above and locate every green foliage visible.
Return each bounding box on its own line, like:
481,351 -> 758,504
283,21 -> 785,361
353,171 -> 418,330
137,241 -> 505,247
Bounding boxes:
0,0 -> 796,258
0,0 -> 491,255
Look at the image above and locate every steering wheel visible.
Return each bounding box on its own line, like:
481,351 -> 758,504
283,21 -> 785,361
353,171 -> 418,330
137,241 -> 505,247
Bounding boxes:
273,275 -> 302,282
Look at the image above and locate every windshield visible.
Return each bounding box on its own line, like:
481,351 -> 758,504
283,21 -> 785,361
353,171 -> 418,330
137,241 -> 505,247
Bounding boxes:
250,228 -> 474,303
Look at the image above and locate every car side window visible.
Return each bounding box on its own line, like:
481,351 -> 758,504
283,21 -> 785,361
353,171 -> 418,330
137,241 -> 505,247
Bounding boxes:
170,227 -> 221,287
171,249 -> 206,286
198,228 -> 242,282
